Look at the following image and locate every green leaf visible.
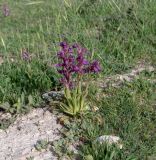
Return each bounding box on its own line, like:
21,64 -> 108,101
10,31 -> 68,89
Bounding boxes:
0,102 -> 10,111
84,155 -> 94,160
28,95 -> 34,105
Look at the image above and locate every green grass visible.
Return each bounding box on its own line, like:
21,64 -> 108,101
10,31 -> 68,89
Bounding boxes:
82,78 -> 156,159
0,60 -> 58,113
0,0 -> 156,159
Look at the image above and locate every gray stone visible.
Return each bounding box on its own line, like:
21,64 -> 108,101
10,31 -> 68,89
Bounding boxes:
96,135 -> 123,149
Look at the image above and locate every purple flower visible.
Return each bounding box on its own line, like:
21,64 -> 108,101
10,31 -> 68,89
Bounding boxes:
21,49 -> 30,61
2,4 -> 10,17
72,66 -> 80,72
57,51 -> 65,58
68,47 -> 73,53
56,42 -> 101,88
89,60 -> 101,73
72,43 -> 79,48
60,41 -> 68,50
83,59 -> 89,65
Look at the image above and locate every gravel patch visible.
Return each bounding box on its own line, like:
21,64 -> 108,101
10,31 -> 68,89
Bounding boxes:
96,63 -> 155,89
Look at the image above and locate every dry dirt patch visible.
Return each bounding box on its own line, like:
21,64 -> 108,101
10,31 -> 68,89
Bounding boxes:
0,108 -> 62,160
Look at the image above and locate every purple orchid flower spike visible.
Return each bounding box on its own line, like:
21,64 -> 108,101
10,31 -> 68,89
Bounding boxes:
56,41 -> 101,89
2,4 -> 10,17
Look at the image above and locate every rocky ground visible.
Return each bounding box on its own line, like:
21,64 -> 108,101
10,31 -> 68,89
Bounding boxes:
0,108 -> 62,160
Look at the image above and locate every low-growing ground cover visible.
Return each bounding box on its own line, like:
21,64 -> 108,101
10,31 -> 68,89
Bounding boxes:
80,76 -> 156,159
0,0 -> 156,159
52,71 -> 156,160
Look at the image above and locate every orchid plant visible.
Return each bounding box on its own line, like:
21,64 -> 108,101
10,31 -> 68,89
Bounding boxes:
56,42 -> 101,116
2,4 -> 10,17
